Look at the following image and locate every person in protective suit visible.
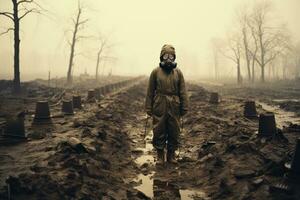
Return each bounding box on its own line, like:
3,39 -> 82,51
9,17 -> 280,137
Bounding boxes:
145,44 -> 188,164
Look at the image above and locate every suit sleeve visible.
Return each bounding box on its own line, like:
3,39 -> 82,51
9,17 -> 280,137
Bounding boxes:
178,69 -> 188,116
145,69 -> 156,115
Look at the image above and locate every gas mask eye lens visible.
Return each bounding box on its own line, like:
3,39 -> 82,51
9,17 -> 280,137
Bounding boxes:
163,54 -> 169,60
162,54 -> 174,60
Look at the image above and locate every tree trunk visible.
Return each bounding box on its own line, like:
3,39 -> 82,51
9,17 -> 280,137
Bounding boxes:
246,58 -> 251,81
48,71 -> 51,87
67,40 -> 75,85
214,52 -> 218,80
258,23 -> 265,83
13,0 -> 21,93
275,65 -> 279,80
260,57 -> 265,82
242,28 -> 251,81
251,58 -> 255,83
268,64 -> 271,80
67,8 -> 81,86
271,64 -> 276,80
261,66 -> 265,82
95,52 -> 100,81
237,59 -> 242,84
283,66 -> 286,80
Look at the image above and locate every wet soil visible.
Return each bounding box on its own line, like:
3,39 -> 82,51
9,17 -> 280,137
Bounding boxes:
0,79 -> 148,200
199,79 -> 300,116
1,79 -> 300,199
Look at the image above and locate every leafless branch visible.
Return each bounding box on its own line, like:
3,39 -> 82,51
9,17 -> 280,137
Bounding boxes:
18,0 -> 51,21
265,51 -> 280,65
220,45 -> 238,64
18,0 -> 34,5
0,12 -> 14,21
71,18 -> 76,25
19,8 -> 40,20
67,39 -> 72,46
78,19 -> 88,26
0,28 -> 14,36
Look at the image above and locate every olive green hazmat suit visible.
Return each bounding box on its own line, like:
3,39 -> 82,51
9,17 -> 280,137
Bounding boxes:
145,44 -> 188,152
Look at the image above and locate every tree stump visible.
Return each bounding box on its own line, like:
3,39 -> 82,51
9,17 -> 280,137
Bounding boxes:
72,95 -> 82,109
209,92 -> 220,104
62,100 -> 74,115
258,112 -> 277,137
244,101 -> 257,118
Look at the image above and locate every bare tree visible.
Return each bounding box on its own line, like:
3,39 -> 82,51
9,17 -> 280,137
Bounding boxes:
210,38 -> 222,80
248,22 -> 259,83
0,0 -> 42,93
95,38 -> 106,81
236,9 -> 252,82
276,44 -> 293,80
66,2 -> 88,86
95,35 -> 116,81
281,54 -> 288,79
247,1 -> 289,82
291,42 -> 300,78
222,33 -> 243,84
268,58 -> 277,80
242,25 -> 251,82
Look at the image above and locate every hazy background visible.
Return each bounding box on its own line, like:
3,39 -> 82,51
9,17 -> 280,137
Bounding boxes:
0,0 -> 299,81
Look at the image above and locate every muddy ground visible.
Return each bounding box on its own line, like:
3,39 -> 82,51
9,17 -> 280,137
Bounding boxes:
199,79 -> 300,116
1,78 -> 300,199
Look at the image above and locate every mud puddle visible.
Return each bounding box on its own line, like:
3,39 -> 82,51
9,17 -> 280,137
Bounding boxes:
134,172 -> 155,198
133,130 -> 155,197
272,99 -> 300,103
134,173 -> 208,199
258,101 -> 300,127
133,130 -> 209,199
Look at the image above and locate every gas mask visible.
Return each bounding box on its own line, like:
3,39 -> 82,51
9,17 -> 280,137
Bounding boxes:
159,53 -> 177,70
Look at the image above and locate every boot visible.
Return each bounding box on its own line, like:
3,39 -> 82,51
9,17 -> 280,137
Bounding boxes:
167,149 -> 177,164
156,149 -> 165,165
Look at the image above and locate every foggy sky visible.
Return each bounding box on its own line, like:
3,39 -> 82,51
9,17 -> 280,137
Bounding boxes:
0,0 -> 299,81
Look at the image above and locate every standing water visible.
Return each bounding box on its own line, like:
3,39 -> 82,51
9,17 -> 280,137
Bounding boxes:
258,101 -> 300,128
133,130 -> 210,199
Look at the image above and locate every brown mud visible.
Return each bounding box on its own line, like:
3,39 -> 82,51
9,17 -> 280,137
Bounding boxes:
1,79 -> 300,199
199,80 -> 300,116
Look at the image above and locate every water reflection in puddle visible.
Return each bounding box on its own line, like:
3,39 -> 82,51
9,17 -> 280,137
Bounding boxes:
135,155 -> 154,165
133,130 -> 155,197
134,172 -> 155,198
133,130 -> 209,199
134,131 -> 154,166
134,173 -> 210,200
273,99 -> 300,103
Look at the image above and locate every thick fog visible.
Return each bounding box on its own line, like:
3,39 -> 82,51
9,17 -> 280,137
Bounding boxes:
0,0 -> 299,81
